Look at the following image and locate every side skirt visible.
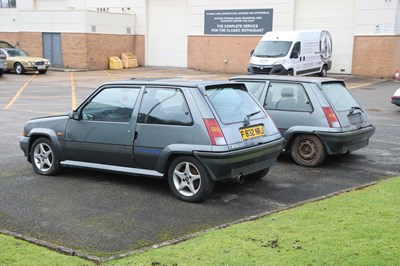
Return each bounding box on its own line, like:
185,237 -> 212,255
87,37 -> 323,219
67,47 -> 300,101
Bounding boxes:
60,160 -> 164,178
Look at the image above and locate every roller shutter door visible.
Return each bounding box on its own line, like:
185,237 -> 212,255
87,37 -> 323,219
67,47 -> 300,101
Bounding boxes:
147,0 -> 189,67
295,0 -> 356,74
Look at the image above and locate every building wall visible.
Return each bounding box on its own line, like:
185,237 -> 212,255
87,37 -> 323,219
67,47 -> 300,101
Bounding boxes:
0,32 -> 43,57
352,35 -> 400,78
355,0 -> 398,35
186,0 -> 294,73
3,0 -> 400,77
188,36 -> 259,73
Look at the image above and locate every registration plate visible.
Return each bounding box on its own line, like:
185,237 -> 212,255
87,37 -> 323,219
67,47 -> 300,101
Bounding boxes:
239,124 -> 265,140
37,65 -> 46,69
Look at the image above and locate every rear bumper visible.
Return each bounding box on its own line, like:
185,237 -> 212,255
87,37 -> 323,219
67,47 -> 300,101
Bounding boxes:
316,126 -> 375,155
193,138 -> 284,182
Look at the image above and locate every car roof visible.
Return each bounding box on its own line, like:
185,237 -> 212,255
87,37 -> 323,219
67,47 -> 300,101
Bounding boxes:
101,78 -> 245,90
0,41 -> 14,48
0,48 -> 18,51
230,75 -> 344,87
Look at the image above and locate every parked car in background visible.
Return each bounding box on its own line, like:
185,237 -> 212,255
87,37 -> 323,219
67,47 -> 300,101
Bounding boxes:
19,79 -> 284,202
0,50 -> 6,76
0,48 -> 51,74
0,40 -> 14,48
230,75 -> 375,167
391,88 -> 400,107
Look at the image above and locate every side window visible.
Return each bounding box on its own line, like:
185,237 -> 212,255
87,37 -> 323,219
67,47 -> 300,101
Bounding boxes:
291,42 -> 301,58
264,82 -> 312,112
0,0 -> 16,8
81,87 -> 139,122
243,81 -> 265,101
138,88 -> 193,126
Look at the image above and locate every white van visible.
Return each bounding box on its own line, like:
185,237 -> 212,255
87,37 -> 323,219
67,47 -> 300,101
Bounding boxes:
247,30 -> 332,77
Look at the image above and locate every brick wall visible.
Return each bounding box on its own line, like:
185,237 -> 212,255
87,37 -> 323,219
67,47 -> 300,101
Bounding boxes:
352,35 -> 400,79
61,33 -> 88,69
86,34 -> 135,70
188,36 -> 261,73
0,32 -> 43,57
0,32 -> 138,70
134,35 -> 145,67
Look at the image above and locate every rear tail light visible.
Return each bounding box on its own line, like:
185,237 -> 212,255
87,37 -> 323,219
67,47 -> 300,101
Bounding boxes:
322,107 -> 340,128
203,118 -> 227,145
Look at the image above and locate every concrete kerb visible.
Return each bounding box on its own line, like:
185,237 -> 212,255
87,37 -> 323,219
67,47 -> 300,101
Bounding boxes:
49,67 -> 89,72
0,180 -> 380,263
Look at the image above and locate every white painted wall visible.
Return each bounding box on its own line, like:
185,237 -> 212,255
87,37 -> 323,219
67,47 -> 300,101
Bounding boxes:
295,0 -> 356,74
188,0 -> 295,35
146,0 -> 188,67
0,9 -> 20,32
0,9 -> 135,34
355,0 -> 398,35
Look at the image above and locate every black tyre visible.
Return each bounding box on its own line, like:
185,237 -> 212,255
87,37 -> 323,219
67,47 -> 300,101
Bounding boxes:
38,70 -> 47,74
14,63 -> 25,74
0,68 -> 3,76
30,138 -> 60,175
291,135 -> 325,167
246,168 -> 270,181
167,156 -> 215,203
319,65 -> 327,77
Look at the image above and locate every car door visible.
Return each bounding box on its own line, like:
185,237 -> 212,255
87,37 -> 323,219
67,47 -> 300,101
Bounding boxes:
262,81 -> 314,135
64,86 -> 141,167
134,86 -> 194,170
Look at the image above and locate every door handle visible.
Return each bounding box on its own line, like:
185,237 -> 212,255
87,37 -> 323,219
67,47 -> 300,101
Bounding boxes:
134,131 -> 138,140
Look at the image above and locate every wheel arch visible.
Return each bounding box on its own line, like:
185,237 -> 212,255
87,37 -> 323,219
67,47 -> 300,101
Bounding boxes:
155,144 -> 211,179
27,129 -> 65,162
284,129 -> 328,153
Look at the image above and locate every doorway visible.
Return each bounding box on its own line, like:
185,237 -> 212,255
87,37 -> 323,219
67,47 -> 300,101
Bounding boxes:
43,33 -> 62,67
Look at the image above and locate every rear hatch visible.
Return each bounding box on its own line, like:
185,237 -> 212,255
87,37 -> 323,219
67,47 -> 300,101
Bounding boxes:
320,81 -> 372,131
204,84 -> 281,150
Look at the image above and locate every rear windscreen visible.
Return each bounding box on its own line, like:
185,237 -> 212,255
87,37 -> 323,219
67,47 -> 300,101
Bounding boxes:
206,85 -> 265,124
321,82 -> 361,112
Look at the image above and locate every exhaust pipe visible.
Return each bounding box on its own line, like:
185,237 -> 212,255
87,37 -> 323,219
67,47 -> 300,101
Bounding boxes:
235,173 -> 245,184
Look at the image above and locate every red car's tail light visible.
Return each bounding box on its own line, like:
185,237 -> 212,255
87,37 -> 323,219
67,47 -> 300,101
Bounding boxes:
203,118 -> 226,145
322,107 -> 340,128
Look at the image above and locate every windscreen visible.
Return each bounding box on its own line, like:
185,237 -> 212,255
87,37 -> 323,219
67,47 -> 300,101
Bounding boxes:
321,82 -> 361,112
253,41 -> 292,58
206,85 -> 265,124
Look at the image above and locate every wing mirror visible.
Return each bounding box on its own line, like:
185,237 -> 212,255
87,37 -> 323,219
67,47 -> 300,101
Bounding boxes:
69,110 -> 80,120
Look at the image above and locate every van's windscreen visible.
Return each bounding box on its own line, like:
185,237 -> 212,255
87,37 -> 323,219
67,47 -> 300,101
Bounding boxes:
253,41 -> 292,58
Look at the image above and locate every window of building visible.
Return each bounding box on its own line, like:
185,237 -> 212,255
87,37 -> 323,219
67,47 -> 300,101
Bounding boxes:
0,0 -> 16,8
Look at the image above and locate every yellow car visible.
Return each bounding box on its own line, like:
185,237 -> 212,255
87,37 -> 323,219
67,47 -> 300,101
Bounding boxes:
0,48 -> 51,74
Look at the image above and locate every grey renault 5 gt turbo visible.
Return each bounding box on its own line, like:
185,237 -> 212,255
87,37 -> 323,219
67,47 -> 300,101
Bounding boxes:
20,79 -> 284,202
230,75 -> 375,167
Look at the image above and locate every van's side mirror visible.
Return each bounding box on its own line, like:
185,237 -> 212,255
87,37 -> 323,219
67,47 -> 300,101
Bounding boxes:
250,49 -> 255,56
291,51 -> 299,59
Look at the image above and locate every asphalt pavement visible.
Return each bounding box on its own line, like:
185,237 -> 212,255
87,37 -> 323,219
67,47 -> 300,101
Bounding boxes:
0,68 -> 399,259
